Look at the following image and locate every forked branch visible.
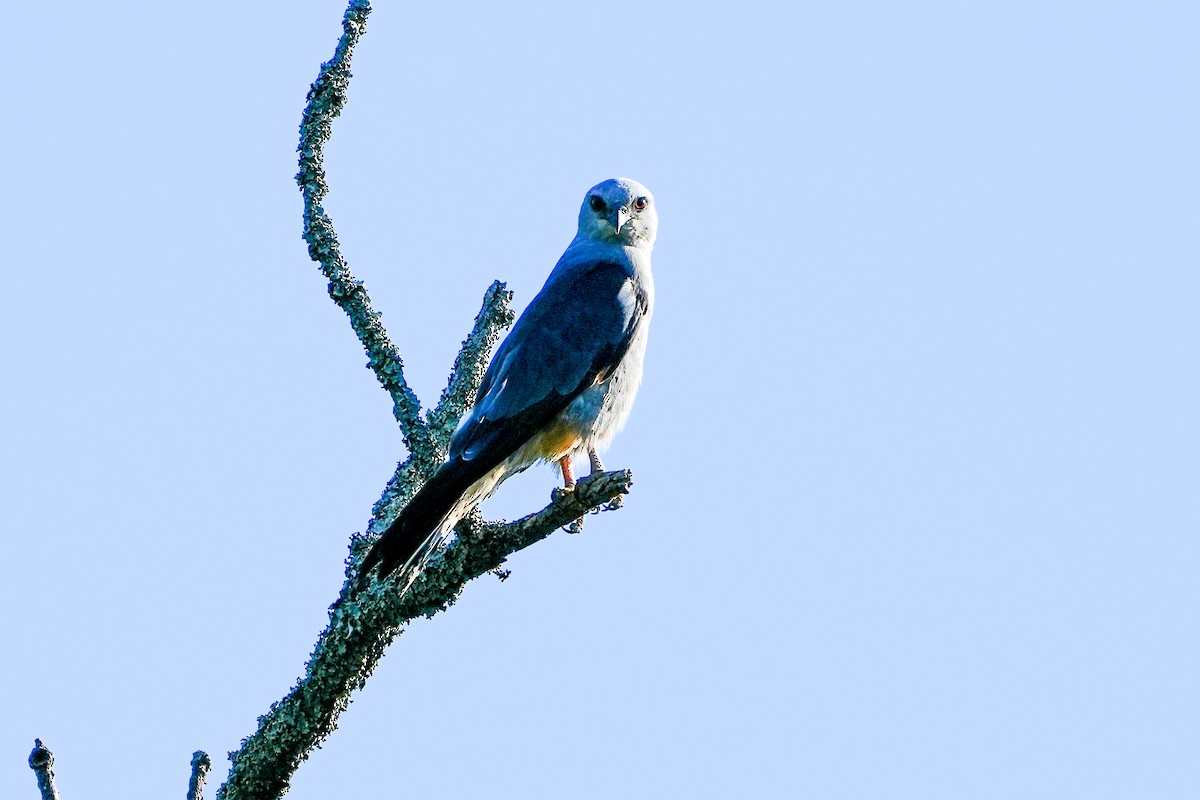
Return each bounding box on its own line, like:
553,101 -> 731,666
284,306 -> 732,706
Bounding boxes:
213,3 -> 636,800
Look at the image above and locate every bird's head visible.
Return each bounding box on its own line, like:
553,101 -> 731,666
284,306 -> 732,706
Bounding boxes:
577,178 -> 657,248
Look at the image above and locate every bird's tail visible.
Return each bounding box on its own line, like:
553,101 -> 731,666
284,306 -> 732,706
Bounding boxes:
358,458 -> 507,586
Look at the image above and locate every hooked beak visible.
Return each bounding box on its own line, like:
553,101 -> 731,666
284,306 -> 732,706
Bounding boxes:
613,206 -> 631,236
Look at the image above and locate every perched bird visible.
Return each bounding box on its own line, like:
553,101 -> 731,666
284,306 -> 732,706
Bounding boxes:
359,177 -> 657,582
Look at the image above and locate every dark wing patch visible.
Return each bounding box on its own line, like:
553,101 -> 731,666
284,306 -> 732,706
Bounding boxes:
450,259 -> 645,467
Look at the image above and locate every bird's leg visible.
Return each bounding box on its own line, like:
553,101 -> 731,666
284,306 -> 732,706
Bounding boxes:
559,455 -> 576,490
588,446 -> 604,475
551,456 -> 576,502
589,446 -> 623,510
554,455 -> 585,533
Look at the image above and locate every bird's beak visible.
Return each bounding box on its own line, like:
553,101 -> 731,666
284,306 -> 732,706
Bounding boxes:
613,206 -> 631,235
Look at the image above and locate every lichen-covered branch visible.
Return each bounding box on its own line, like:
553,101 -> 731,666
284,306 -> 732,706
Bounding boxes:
367,282 -> 514,534
398,470 -> 635,615
28,740 -> 59,800
217,471 -> 632,800
426,280 -> 515,453
189,751 -> 212,800
214,3 -> 638,799
295,0 -> 437,462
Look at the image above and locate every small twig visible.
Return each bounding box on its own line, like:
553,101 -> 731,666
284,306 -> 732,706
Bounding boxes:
28,740 -> 60,800
188,751 -> 212,800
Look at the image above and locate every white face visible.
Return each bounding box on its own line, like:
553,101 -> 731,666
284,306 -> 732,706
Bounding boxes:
578,178 -> 658,247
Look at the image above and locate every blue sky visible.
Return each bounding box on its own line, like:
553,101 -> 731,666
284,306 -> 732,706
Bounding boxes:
3,1 -> 1198,798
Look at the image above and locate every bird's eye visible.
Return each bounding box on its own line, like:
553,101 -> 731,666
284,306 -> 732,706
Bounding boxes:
589,195 -> 607,213
633,196 -> 648,211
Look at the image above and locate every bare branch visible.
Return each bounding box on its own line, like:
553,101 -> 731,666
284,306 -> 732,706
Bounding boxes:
426,280 -> 515,453
28,740 -> 59,800
368,281 -> 513,538
399,470 -> 635,614
215,4 -> 638,799
188,751 -> 212,800
295,0 -> 437,462
216,471 -> 631,800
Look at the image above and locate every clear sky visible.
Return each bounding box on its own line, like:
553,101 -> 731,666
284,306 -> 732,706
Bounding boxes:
3,1 -> 1197,798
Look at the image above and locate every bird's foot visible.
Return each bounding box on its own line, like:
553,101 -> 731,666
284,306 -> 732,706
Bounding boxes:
550,484 -> 585,532
587,446 -> 604,475
599,494 -> 624,512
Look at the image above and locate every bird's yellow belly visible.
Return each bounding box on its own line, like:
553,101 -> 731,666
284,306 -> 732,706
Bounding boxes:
515,418 -> 584,465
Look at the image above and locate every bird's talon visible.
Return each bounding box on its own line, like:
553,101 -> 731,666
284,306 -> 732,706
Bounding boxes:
565,517 -> 585,534
602,495 -> 624,511
551,485 -> 575,503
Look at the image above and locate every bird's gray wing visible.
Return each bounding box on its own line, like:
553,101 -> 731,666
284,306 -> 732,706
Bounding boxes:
450,258 -> 648,465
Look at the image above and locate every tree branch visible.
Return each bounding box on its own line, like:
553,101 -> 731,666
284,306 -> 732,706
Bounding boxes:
217,471 -> 632,800
214,3 -> 637,799
399,470 -> 635,614
295,0 -> 437,463
366,281 -> 515,533
28,740 -> 59,800
426,280 -> 515,454
188,751 -> 213,800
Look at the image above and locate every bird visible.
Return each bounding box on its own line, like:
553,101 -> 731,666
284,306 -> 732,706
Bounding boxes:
358,177 -> 657,584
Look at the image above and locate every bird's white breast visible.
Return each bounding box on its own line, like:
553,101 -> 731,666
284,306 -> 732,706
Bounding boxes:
562,246 -> 654,456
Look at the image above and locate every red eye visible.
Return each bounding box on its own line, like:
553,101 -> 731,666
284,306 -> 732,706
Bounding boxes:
633,196 -> 648,211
